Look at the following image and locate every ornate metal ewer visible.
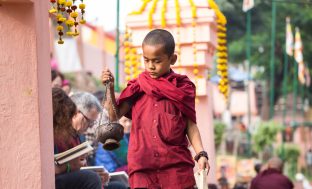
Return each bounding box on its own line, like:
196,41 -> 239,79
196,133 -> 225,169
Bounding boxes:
96,82 -> 124,151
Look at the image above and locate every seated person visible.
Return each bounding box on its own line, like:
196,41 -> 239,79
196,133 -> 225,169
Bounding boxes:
52,88 -> 105,189
70,91 -> 127,189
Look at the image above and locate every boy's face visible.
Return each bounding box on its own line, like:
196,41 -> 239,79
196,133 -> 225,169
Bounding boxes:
142,44 -> 177,79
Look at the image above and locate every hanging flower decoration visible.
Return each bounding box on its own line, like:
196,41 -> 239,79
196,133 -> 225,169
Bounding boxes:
208,0 -> 229,100
123,28 -> 142,82
161,0 -> 167,28
49,0 -> 87,44
174,0 -> 182,72
129,0 -> 152,15
189,0 -> 199,86
148,0 -> 159,29
123,28 -> 132,82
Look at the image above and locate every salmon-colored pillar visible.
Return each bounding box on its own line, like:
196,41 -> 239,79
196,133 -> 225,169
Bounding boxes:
0,0 -> 54,188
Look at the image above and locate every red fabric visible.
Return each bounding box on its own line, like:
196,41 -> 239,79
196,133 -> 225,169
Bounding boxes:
250,169 -> 294,189
118,70 -> 196,189
54,134 -> 80,154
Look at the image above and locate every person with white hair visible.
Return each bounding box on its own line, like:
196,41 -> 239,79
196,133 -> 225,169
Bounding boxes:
71,92 -> 103,135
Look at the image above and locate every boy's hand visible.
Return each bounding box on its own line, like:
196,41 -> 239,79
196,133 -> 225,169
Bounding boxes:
102,69 -> 115,89
198,156 -> 210,175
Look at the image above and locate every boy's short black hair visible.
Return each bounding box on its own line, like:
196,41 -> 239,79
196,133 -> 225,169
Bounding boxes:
142,29 -> 175,57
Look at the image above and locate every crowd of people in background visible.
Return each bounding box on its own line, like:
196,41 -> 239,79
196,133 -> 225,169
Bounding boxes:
51,68 -> 128,189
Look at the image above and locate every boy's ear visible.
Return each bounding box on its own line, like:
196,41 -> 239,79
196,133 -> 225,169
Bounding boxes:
170,54 -> 177,65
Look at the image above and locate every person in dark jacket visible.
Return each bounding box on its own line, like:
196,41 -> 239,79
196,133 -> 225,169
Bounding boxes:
250,157 -> 294,189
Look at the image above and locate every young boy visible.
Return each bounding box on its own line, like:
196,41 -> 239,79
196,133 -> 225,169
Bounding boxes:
102,29 -> 210,189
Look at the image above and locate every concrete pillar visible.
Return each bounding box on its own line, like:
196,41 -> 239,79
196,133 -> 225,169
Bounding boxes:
0,0 -> 54,188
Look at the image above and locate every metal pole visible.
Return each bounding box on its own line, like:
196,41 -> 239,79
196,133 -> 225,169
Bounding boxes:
246,10 -> 252,127
281,47 -> 288,161
293,59 -> 298,122
246,9 -> 252,157
115,0 -> 120,92
282,47 -> 289,124
269,1 -> 277,119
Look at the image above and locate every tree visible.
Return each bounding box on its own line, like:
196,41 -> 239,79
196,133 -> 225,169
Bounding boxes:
252,121 -> 282,160
217,0 -> 312,105
214,121 -> 226,150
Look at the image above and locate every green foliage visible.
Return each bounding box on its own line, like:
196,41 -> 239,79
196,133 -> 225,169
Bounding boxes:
276,144 -> 300,163
276,144 -> 301,179
217,0 -> 312,103
252,121 -> 282,153
214,121 -> 226,149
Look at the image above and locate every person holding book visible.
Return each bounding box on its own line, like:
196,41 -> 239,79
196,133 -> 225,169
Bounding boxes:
70,91 -> 130,189
102,29 -> 210,188
52,88 -> 105,189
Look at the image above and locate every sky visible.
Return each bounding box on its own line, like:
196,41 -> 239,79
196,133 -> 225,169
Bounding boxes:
85,0 -> 141,31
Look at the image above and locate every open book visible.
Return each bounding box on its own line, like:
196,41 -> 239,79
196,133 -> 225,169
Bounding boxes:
194,169 -> 208,189
80,166 -> 106,172
54,141 -> 93,165
109,171 -> 129,187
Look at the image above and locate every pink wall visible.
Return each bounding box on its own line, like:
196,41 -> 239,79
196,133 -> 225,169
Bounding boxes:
0,0 -> 54,188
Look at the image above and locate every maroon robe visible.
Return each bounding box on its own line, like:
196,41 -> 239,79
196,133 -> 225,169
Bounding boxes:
250,168 -> 294,189
118,70 -> 197,189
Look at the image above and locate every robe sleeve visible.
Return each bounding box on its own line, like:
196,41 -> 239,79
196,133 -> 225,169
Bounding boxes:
117,79 -> 141,120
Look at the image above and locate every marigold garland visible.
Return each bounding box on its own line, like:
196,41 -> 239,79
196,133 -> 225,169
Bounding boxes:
148,0 -> 159,29
208,0 -> 229,100
189,0 -> 200,101
174,0 -> 182,72
49,0 -> 86,44
129,0 -> 151,15
123,28 -> 142,82
161,0 -> 167,28
174,0 -> 182,26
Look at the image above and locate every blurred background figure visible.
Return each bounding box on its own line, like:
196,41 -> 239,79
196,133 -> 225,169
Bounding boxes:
295,173 -> 312,189
208,183 -> 218,189
306,148 -> 312,176
62,79 -> 72,95
51,69 -> 64,88
250,157 -> 293,189
254,163 -> 262,175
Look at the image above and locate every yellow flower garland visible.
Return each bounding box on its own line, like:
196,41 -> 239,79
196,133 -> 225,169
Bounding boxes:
49,0 -> 86,44
174,0 -> 181,26
161,0 -> 167,28
129,0 -> 151,15
208,0 -> 229,100
148,0 -> 158,29
123,28 -> 142,82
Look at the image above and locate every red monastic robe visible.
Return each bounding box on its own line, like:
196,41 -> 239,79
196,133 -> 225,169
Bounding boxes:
118,70 -> 197,189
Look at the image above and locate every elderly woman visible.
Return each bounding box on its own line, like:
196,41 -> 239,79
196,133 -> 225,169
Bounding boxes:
52,88 -> 103,189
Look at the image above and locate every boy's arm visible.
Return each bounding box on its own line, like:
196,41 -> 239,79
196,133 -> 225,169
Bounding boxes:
104,84 -> 130,121
186,119 -> 210,172
102,69 -> 130,121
